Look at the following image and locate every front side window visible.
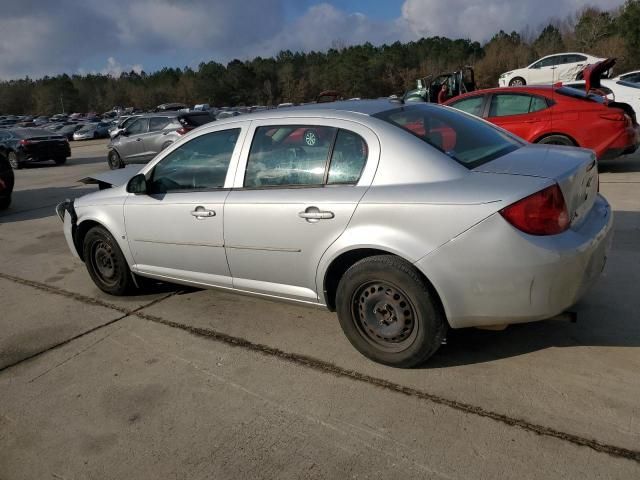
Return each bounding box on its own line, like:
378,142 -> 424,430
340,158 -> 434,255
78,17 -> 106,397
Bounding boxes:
374,104 -> 522,169
127,118 -> 148,135
244,126 -> 337,187
448,95 -> 485,117
149,128 -> 240,194
489,94 -> 547,117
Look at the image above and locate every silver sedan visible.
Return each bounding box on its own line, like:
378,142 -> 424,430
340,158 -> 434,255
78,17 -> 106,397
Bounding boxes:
57,100 -> 613,367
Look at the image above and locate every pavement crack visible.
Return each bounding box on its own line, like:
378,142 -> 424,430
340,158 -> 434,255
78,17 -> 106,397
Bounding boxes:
1,271 -> 639,464
0,271 -> 178,373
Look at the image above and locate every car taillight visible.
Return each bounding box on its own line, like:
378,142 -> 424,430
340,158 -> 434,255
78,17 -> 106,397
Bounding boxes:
19,139 -> 31,146
176,126 -> 193,135
500,184 -> 569,236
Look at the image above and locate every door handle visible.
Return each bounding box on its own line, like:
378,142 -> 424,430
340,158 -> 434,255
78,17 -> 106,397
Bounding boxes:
191,206 -> 216,219
136,138 -> 142,141
298,206 -> 334,222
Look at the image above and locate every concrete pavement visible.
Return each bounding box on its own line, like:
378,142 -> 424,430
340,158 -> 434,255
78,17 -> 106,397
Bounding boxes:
1,140 -> 639,478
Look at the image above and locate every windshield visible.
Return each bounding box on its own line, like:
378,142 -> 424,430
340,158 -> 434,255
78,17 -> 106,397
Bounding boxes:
374,104 -> 523,168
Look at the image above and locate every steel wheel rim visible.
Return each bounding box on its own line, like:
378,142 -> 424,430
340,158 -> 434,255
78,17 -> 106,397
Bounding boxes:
8,153 -> 18,169
351,281 -> 418,352
108,152 -> 119,168
91,240 -> 119,286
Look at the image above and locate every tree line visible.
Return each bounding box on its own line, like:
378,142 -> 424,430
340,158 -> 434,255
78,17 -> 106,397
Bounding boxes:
2,1 -> 640,115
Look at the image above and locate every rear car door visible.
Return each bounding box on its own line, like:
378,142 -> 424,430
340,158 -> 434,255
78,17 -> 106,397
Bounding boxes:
486,93 -> 552,141
119,118 -> 149,163
557,54 -> 587,82
124,125 -> 247,286
224,120 -> 379,302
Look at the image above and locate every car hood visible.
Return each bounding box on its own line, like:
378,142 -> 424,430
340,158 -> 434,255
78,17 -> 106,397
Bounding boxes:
584,57 -> 616,92
79,165 -> 143,188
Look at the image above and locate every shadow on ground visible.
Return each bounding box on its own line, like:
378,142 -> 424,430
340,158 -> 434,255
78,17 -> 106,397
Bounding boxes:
0,185 -> 97,223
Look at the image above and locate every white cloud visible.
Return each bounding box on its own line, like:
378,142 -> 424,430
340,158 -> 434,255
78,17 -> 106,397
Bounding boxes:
100,57 -> 143,77
400,0 -> 626,42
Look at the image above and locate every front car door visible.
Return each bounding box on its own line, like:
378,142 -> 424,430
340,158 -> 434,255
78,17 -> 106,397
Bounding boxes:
527,55 -> 559,85
485,93 -> 552,141
124,124 -> 248,287
224,119 -> 379,303
119,117 -> 149,163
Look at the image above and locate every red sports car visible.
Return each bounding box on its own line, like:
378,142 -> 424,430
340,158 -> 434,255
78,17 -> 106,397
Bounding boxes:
444,60 -> 638,160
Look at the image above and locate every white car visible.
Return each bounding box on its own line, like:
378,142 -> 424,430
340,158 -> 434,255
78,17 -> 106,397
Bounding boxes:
499,53 -> 605,87
611,70 -> 640,84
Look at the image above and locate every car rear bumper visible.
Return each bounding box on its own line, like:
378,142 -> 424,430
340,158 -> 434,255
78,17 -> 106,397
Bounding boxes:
20,143 -> 71,161
598,125 -> 638,160
415,194 -> 614,328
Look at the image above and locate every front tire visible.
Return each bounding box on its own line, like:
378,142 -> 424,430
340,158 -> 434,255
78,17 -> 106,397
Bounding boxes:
83,226 -> 136,296
108,150 -> 123,170
509,77 -> 526,86
336,255 -> 446,368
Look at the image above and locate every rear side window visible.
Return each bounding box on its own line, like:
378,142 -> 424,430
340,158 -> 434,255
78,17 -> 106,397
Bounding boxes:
180,113 -> 215,127
149,129 -> 240,193
243,126 -> 369,188
489,94 -> 548,117
448,96 -> 485,117
149,117 -> 172,132
327,130 -> 368,184
374,104 -> 522,169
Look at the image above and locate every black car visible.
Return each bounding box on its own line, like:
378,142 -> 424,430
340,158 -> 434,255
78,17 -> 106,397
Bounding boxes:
0,150 -> 14,209
0,128 -> 71,169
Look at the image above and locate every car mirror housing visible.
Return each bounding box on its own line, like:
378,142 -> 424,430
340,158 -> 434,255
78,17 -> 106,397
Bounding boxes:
127,173 -> 147,194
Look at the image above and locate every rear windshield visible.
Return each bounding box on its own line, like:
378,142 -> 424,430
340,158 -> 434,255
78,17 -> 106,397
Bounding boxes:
374,104 -> 522,168
179,113 -> 215,127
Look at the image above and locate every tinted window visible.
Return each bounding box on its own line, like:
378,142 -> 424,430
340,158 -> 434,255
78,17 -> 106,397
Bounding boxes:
180,113 -> 215,127
149,129 -> 240,193
149,117 -> 172,132
244,126 -> 337,187
448,96 -> 485,117
374,104 -> 522,169
127,118 -> 148,135
489,94 -> 547,117
327,130 -> 368,184
532,56 -> 558,68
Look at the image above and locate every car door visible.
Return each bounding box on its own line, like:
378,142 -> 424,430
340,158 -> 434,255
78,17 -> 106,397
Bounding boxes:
139,116 -> 175,162
119,118 -> 149,162
446,94 -> 487,118
486,93 -> 552,141
224,119 -> 379,303
557,54 -> 587,82
528,56 -> 559,85
123,125 -> 247,287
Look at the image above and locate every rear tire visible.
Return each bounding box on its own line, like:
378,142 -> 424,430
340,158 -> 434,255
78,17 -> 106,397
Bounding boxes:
54,157 -> 67,165
335,255 -> 446,368
8,151 -> 21,170
160,141 -> 173,151
536,135 -> 575,147
83,226 -> 136,296
108,150 -> 123,170
509,77 -> 526,86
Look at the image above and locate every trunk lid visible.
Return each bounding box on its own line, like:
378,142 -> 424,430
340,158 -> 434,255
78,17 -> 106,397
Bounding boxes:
474,144 -> 598,228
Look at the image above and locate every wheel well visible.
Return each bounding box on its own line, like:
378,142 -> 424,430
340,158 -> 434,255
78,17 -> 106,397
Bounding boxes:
74,220 -> 103,261
322,248 -> 445,317
534,133 -> 578,146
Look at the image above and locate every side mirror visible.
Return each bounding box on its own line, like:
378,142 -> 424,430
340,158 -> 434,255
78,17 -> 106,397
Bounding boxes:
120,129 -> 129,136
127,173 -> 147,194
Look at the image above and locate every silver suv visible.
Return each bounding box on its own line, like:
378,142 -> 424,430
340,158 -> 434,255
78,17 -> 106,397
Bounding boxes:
107,111 -> 215,169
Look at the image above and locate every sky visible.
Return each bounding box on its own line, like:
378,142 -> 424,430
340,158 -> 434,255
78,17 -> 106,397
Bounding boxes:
0,0 -> 627,80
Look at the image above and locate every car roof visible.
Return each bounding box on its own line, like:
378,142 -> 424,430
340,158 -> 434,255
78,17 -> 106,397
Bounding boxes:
445,86 -> 555,102
10,128 -> 59,137
213,99 -> 406,125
